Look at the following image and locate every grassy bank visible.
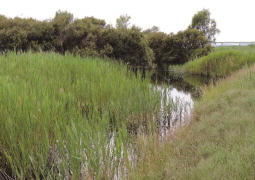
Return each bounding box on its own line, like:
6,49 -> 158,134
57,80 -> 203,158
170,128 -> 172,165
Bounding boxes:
131,64 -> 255,179
0,52 -> 162,179
171,46 -> 255,77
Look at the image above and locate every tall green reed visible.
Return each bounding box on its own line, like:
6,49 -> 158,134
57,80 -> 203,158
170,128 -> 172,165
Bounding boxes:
0,52 -> 161,179
181,46 -> 255,77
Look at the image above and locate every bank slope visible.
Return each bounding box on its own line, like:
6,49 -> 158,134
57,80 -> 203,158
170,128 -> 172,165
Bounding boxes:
169,65 -> 255,179
131,64 -> 255,180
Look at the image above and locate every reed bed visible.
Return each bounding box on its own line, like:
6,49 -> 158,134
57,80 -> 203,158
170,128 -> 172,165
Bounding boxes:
176,46 -> 255,77
0,52 -> 163,179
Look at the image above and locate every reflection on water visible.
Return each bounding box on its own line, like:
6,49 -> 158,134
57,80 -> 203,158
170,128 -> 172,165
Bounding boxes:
156,85 -> 194,137
130,65 -> 218,133
147,66 -> 218,133
150,67 -> 218,99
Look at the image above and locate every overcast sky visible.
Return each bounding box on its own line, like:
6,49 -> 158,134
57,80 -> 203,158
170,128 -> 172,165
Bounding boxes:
0,0 -> 254,42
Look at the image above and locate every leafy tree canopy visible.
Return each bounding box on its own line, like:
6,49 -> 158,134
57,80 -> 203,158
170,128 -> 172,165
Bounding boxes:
189,9 -> 220,42
116,14 -> 131,30
0,11 -> 213,67
173,28 -> 210,63
143,25 -> 160,34
53,10 -> 74,30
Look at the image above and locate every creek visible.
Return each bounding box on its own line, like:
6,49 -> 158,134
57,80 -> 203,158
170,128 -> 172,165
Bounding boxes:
145,66 -> 218,134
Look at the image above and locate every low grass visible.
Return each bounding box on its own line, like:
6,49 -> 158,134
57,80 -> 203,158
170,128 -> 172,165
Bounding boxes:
173,46 -> 255,77
0,52 -> 162,179
130,62 -> 255,179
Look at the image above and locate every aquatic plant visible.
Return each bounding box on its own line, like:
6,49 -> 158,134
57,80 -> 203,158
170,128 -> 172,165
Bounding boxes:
174,46 -> 255,77
130,63 -> 255,180
0,52 -> 161,179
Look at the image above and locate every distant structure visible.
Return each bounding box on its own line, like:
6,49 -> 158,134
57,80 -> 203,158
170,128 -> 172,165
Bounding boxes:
211,42 -> 255,47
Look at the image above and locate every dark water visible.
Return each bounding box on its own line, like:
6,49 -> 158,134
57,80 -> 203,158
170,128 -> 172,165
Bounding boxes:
129,65 -> 218,134
132,64 -> 217,99
150,66 -> 218,99
145,66 -> 218,134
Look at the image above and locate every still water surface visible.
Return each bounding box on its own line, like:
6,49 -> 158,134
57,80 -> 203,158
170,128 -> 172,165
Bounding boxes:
147,66 -> 217,132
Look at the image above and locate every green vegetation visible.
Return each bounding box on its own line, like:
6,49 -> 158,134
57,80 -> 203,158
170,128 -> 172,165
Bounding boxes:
0,9 -> 216,67
130,60 -> 255,180
147,29 -> 212,64
0,52 -> 162,179
174,46 -> 255,77
189,9 -> 220,42
3,8 -> 249,179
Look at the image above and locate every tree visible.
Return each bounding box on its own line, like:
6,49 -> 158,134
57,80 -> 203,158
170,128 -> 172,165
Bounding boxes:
143,25 -> 160,34
146,31 -> 167,63
189,9 -> 220,42
0,17 -> 29,52
26,20 -> 55,51
102,26 -> 154,67
64,17 -> 107,57
116,14 -> 131,30
52,10 -> 74,53
161,33 -> 177,63
173,28 -> 211,63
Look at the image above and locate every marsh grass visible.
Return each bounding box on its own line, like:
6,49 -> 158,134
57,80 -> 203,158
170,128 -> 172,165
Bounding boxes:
130,64 -> 255,179
176,46 -> 255,77
0,52 -> 163,179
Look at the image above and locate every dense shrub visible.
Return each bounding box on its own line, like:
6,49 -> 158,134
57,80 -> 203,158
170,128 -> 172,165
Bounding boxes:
0,11 -> 211,67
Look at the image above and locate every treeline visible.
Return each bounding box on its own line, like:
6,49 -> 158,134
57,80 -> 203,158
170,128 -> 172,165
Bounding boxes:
0,10 -> 217,67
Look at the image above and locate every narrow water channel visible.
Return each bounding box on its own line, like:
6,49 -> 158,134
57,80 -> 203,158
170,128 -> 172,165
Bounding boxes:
147,66 -> 217,133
